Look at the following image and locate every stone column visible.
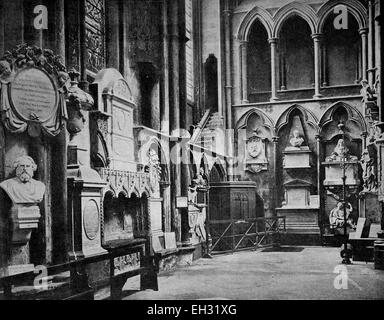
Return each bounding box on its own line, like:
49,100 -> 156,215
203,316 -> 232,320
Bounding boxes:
161,0 -> 170,135
52,0 -> 68,264
280,53 -> 286,90
375,4 -> 383,122
168,0 -> 183,244
105,0 -> 120,69
0,0 -> 4,56
240,40 -> 249,104
368,0 -> 375,86
321,43 -> 328,87
79,0 -> 89,92
312,34 -> 323,99
269,38 -> 279,101
272,136 -> 279,216
224,4 -> 234,179
360,28 -> 369,82
315,134 -> 322,227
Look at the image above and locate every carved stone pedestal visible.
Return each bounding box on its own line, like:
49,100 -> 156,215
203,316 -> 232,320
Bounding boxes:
10,205 -> 41,245
283,147 -> 311,169
148,197 -> 164,254
67,166 -> 107,259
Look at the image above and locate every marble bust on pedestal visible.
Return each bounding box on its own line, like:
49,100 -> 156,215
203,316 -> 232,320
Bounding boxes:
289,129 -> 305,149
0,156 -> 45,246
0,156 -> 45,204
326,139 -> 358,162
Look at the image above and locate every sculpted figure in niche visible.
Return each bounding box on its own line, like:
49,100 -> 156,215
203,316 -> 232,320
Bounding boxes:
0,156 -> 46,204
326,139 -> 357,162
146,149 -> 162,195
360,148 -> 377,192
329,202 -> 355,230
289,129 -> 305,148
360,79 -> 376,103
194,167 -> 208,188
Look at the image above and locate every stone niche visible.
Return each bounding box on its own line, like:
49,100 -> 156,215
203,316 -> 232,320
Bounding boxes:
283,119 -> 312,169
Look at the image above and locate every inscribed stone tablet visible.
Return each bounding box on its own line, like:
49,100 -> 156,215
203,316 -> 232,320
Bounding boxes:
83,200 -> 100,240
10,68 -> 58,122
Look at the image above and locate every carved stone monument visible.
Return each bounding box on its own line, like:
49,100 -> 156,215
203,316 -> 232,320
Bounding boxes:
276,180 -> 320,235
245,130 -> 268,173
0,156 -> 45,274
186,168 -> 209,245
329,202 -> 355,231
323,140 -> 360,187
283,128 -> 311,169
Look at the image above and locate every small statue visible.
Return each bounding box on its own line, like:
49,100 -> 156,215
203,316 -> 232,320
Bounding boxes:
289,129 -> 305,148
193,167 -> 208,188
360,79 -> 376,103
0,156 -> 45,204
146,149 -> 162,195
360,148 -> 377,192
329,202 -> 355,230
188,180 -> 198,205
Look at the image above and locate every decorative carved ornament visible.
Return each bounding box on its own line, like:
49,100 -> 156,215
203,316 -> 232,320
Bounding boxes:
0,44 -> 68,136
97,168 -> 152,199
245,130 -> 268,173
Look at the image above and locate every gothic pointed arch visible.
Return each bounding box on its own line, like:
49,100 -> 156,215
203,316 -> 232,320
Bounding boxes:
317,0 -> 367,33
273,2 -> 318,37
137,135 -> 170,184
208,159 -> 227,183
236,108 -> 275,137
276,104 -> 319,134
237,6 -> 273,40
319,101 -> 367,141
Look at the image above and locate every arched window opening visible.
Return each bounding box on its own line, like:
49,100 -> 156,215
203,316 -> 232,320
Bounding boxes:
279,16 -> 314,90
204,54 -> 218,112
323,12 -> 360,86
248,20 -> 271,97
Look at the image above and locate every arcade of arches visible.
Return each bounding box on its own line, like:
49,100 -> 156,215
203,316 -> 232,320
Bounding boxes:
0,0 -> 383,299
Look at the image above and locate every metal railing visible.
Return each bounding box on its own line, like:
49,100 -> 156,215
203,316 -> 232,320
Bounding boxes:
207,216 -> 286,255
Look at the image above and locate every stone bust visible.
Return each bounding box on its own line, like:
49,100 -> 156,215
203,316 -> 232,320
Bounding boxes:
327,139 -> 357,162
289,129 -> 304,148
0,156 -> 46,204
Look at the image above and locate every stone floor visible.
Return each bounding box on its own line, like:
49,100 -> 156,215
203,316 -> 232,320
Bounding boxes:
124,246 -> 384,300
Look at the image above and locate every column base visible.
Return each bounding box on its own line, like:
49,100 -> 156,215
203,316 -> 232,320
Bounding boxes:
313,94 -> 323,99
241,100 -> 249,104
270,97 -> 279,102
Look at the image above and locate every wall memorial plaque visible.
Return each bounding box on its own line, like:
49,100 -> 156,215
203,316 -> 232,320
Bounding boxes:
9,68 -> 58,122
83,200 -> 100,240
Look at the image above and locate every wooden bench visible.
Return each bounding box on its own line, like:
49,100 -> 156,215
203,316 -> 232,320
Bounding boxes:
0,238 -> 158,300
